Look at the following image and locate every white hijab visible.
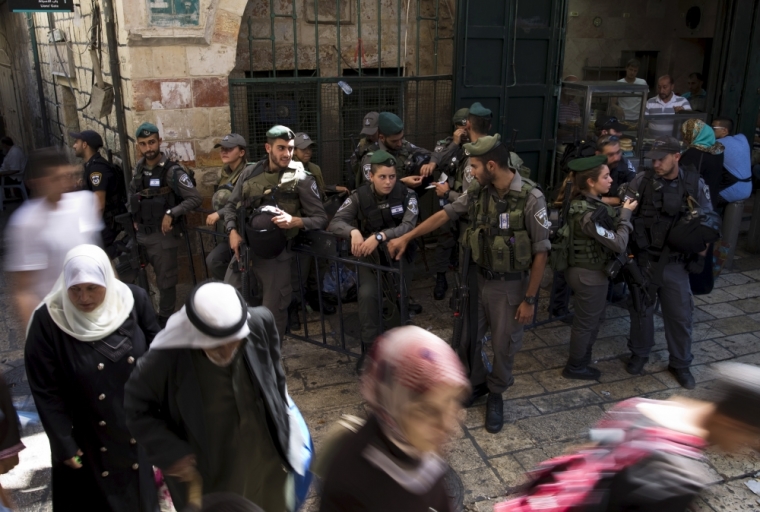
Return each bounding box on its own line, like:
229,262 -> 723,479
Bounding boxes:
37,244 -> 135,342
150,282 -> 250,350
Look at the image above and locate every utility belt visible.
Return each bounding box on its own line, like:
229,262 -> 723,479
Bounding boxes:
479,267 -> 525,281
136,224 -> 162,235
638,251 -> 685,265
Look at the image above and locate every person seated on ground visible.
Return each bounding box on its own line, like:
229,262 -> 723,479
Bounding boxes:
711,117 -> 753,206
319,326 -> 470,512
682,72 -> 707,112
125,281 -> 307,512
5,147 -> 102,326
680,119 -> 724,209
25,244 -> 160,512
327,151 -> 420,346
495,362 -> 760,512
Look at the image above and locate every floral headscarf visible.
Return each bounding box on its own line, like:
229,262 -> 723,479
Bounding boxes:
681,118 -> 724,155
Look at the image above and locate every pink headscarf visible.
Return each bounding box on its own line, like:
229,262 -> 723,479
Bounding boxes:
361,326 -> 470,448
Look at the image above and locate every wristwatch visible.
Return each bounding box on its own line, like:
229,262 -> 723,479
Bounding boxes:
375,232 -> 384,242
225,226 -> 235,235
523,295 -> 538,305
165,209 -> 173,218
443,190 -> 451,201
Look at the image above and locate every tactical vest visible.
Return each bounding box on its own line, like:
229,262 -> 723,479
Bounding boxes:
131,160 -> 182,227
568,199 -> 618,270
631,168 -> 700,255
454,154 -> 471,192
240,160 -> 308,239
463,178 -> 537,273
89,155 -> 127,226
212,162 -> 249,212
356,182 -> 408,236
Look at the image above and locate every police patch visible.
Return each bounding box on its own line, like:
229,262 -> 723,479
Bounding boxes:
363,163 -> 372,180
499,213 -> 509,229
90,172 -> 102,186
464,165 -> 473,183
534,207 -> 552,229
311,180 -> 320,198
703,184 -> 711,202
391,204 -> 404,215
337,197 -> 352,212
435,146 -> 443,153
595,223 -> 616,240
464,148 -> 470,156
408,196 -> 419,215
179,173 -> 194,188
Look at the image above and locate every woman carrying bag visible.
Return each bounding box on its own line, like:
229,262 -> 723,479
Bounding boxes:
25,244 -> 160,511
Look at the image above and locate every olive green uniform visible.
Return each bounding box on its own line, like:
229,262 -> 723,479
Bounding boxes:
206,160 -> 250,280
444,174 -> 551,393
220,159 -> 328,336
349,138 -> 374,189
129,154 -> 202,317
565,194 -> 633,362
328,183 -> 418,343
357,140 -> 430,187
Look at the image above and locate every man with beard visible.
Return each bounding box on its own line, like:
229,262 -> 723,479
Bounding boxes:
124,282 -> 297,512
220,125 -> 327,336
645,75 -> 691,137
388,135 -> 551,434
71,129 -> 127,258
129,123 -> 202,327
595,135 -> 636,206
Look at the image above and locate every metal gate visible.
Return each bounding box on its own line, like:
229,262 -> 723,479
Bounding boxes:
228,0 -> 456,185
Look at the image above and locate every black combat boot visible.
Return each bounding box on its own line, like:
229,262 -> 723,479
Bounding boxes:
463,383 -> 489,407
562,359 -> 601,380
287,300 -> 301,332
668,366 -> 695,390
433,272 -> 448,300
626,355 -> 648,375
306,291 -> 336,315
407,299 -> 423,315
485,392 -> 504,433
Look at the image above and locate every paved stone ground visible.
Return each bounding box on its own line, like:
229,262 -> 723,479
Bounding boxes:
2,201 -> 760,511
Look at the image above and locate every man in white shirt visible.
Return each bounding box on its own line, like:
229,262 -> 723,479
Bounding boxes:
4,146 -> 102,326
644,75 -> 691,136
616,59 -> 649,122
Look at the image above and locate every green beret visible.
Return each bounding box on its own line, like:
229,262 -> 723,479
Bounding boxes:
378,112 -> 404,135
463,134 -> 501,156
469,102 -> 492,118
452,108 -> 470,125
135,122 -> 159,139
567,154 -> 608,172
369,150 -> 396,166
266,125 -> 296,140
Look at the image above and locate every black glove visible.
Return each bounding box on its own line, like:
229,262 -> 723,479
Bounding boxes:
686,254 -> 706,274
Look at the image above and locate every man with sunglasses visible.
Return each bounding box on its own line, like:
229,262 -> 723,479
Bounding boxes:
595,135 -> 636,206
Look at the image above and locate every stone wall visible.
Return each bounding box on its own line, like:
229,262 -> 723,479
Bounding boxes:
563,0 -> 719,93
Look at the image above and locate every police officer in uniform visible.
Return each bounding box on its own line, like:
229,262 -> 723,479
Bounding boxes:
624,136 -> 714,389
559,155 -> 637,380
357,112 -> 428,189
596,135 -> 636,206
220,125 -> 328,337
290,132 -> 340,325
205,133 -> 251,281
388,135 -> 551,434
129,123 -> 202,327
328,150 -> 419,344
71,129 -> 127,258
348,112 -> 380,189
424,108 -> 470,178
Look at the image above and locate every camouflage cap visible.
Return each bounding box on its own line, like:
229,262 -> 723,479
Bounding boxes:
135,122 -> 159,139
452,108 -> 470,126
468,102 -> 492,118
266,125 -> 296,141
369,150 -> 397,167
378,112 -> 404,135
567,154 -> 608,172
463,134 -> 501,156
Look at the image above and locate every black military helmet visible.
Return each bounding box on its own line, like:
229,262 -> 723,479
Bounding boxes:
667,206 -> 721,254
404,149 -> 431,176
245,205 -> 287,259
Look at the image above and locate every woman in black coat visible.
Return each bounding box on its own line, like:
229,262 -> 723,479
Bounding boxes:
25,244 -> 159,511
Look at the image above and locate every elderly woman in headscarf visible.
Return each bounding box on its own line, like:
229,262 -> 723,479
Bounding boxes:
24,244 -> 160,512
680,118 -> 725,209
320,326 -> 470,512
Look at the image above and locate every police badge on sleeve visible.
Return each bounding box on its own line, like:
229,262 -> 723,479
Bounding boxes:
464,165 -> 473,183
534,207 -> 552,229
311,180 -> 320,198
179,173 -> 194,188
363,163 -> 372,181
90,172 -> 102,186
337,197 -> 351,212
595,223 -> 616,239
408,196 -> 419,215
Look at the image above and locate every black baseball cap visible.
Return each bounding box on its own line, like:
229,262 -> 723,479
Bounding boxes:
69,130 -> 103,149
214,133 -> 247,149
645,136 -> 682,159
598,114 -> 627,132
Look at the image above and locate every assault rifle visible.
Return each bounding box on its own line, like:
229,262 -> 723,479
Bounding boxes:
237,206 -> 251,304
114,213 -> 149,293
450,247 -> 472,351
